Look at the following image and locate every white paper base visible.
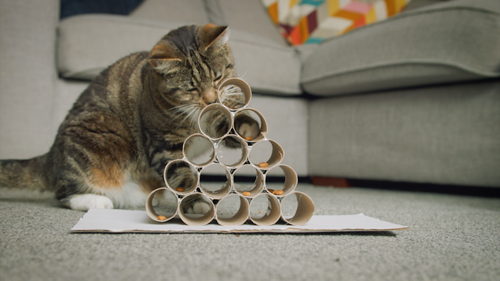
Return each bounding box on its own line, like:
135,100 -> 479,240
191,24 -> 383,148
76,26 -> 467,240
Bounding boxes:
70,209 -> 409,233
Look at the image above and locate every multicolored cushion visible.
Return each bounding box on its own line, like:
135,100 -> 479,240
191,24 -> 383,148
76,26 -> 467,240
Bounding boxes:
262,0 -> 412,45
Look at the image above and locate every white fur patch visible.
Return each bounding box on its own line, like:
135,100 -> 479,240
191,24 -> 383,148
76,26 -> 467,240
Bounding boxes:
101,173 -> 149,209
67,172 -> 151,211
66,194 -> 114,211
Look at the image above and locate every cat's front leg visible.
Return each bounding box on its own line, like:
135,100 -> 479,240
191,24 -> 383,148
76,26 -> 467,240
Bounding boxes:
146,135 -> 197,191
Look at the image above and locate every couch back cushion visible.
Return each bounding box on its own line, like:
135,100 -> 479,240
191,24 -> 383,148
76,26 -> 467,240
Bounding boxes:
301,0 -> 500,96
57,0 -> 302,95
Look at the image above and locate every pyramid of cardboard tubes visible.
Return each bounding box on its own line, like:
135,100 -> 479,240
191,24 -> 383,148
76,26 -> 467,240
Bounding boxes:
146,78 -> 315,226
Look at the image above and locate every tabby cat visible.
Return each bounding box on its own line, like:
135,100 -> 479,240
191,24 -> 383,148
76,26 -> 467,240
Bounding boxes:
0,24 -> 258,211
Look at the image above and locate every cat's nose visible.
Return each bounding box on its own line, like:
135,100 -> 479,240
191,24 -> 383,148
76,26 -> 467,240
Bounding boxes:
202,88 -> 218,104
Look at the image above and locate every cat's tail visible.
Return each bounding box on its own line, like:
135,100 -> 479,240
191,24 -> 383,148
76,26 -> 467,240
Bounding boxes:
0,155 -> 49,191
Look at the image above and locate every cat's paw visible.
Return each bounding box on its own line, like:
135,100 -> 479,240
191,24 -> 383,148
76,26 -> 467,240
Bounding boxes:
237,121 -> 259,139
184,200 -> 212,215
61,194 -> 114,211
234,114 -> 260,140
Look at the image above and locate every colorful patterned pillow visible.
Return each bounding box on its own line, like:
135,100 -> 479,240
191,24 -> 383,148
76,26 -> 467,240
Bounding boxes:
262,0 -> 412,45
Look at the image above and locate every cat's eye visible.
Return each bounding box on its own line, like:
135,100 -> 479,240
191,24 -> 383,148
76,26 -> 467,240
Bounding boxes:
187,88 -> 198,93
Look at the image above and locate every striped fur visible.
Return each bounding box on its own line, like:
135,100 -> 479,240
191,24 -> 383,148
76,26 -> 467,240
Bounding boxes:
0,24 -> 255,211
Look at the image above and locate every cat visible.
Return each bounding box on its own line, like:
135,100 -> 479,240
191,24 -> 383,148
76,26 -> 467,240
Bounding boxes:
0,24 -> 259,211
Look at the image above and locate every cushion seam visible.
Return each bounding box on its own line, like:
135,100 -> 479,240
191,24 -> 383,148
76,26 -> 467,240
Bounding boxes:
301,60 -> 500,84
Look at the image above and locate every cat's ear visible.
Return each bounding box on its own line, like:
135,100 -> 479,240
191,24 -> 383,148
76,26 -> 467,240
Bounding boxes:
200,24 -> 229,51
148,43 -> 182,72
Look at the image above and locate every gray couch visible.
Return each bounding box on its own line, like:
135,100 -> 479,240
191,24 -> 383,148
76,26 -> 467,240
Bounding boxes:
1,0 -> 499,188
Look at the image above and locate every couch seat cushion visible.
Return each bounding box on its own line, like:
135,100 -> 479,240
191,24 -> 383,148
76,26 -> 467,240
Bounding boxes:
57,15 -> 301,95
301,0 -> 500,96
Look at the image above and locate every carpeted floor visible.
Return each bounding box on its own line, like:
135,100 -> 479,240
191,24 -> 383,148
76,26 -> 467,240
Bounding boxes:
1,184 -> 499,281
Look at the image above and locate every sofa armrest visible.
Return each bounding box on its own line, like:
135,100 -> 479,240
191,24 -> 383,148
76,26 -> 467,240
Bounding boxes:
0,0 -> 60,158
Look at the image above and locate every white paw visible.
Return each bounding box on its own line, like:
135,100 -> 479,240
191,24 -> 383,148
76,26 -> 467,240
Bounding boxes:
185,200 -> 211,214
63,194 -> 114,211
238,122 -> 259,139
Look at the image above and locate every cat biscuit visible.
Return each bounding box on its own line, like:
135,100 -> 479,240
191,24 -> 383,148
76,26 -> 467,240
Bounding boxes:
272,190 -> 284,196
259,162 -> 269,168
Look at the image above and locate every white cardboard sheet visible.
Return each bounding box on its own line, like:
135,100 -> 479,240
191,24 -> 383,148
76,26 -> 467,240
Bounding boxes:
70,209 -> 409,233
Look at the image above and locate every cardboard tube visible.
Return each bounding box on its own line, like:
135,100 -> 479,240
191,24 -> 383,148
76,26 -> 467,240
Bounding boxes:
179,192 -> 215,226
249,139 -> 285,169
280,191 -> 315,226
163,159 -> 198,195
232,165 -> 265,198
216,135 -> 248,168
146,187 -> 179,222
266,165 -> 298,196
218,77 -> 252,110
233,108 -> 268,142
249,193 -> 281,226
198,103 -> 233,140
183,133 -> 216,167
215,194 -> 250,226
199,163 -> 232,199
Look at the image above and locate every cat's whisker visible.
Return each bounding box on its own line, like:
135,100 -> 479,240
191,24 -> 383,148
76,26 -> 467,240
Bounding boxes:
168,104 -> 194,122
173,104 -> 201,130
221,97 -> 243,103
178,107 -> 196,127
169,104 -> 192,113
189,108 -> 201,128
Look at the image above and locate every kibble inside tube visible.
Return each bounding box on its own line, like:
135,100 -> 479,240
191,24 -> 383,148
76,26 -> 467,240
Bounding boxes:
145,187 -> 178,222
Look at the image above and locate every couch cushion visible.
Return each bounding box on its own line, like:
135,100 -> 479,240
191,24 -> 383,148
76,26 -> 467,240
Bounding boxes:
204,0 -> 288,47
308,79 -> 500,187
301,0 -> 500,96
129,0 -> 208,25
57,15 -> 301,95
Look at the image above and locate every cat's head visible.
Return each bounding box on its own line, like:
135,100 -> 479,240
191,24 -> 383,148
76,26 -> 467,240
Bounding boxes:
147,24 -> 237,124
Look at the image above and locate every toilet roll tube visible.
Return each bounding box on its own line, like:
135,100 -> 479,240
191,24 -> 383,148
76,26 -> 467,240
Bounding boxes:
178,192 -> 215,226
183,133 -> 216,167
249,193 -> 281,226
232,165 -> 265,198
249,139 -> 285,169
265,164 -> 298,196
218,77 -> 252,110
233,108 -> 268,142
280,191 -> 315,226
216,135 -> 249,168
198,103 -> 233,140
215,194 -> 250,226
145,187 -> 179,222
163,159 -> 198,195
199,163 -> 232,200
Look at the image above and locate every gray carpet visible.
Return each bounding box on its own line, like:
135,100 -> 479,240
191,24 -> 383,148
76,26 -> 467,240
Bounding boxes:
1,184 -> 499,281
